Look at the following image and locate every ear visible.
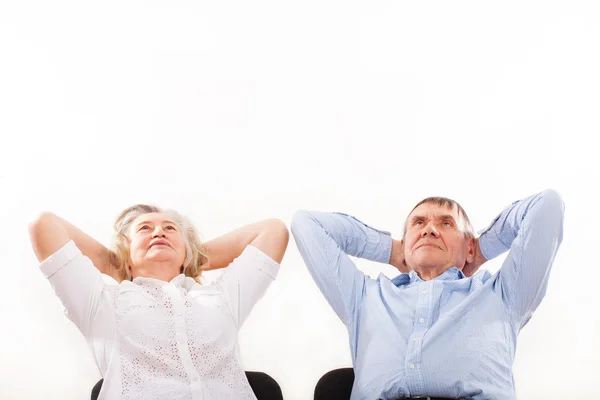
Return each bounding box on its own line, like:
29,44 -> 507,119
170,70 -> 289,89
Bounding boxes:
466,237 -> 476,263
396,239 -> 410,273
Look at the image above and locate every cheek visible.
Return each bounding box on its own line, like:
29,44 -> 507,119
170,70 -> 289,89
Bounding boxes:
406,235 -> 419,251
129,237 -> 145,255
173,235 -> 187,253
449,239 -> 466,255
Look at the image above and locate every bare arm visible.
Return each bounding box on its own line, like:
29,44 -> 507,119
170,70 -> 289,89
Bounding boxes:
29,212 -> 115,277
202,218 -> 289,271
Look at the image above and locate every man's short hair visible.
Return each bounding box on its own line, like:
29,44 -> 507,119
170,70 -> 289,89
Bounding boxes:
403,197 -> 475,239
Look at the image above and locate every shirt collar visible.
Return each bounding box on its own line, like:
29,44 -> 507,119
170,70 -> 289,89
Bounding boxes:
391,267 -> 465,287
133,273 -> 187,287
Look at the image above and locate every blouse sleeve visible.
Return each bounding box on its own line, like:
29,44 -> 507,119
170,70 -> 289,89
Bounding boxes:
39,240 -> 107,337
215,245 -> 280,329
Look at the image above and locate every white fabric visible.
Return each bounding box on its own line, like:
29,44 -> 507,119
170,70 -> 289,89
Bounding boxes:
40,240 -> 280,400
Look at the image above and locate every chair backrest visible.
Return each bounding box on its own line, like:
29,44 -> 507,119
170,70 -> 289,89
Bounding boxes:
91,371 -> 283,400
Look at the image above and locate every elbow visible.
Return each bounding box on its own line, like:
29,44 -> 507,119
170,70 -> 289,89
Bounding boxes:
28,212 -> 56,241
538,189 -> 565,242
267,218 -> 289,246
291,210 -> 329,242
261,218 -> 289,264
291,210 -> 313,238
540,189 -> 565,215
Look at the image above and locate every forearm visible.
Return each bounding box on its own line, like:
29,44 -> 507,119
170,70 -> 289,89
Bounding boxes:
478,189 -> 565,261
202,218 -> 288,271
294,211 -> 392,263
291,210 -> 369,324
29,212 -> 112,274
480,190 -> 564,321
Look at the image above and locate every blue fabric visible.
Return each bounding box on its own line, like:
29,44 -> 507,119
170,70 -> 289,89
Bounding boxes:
291,190 -> 564,400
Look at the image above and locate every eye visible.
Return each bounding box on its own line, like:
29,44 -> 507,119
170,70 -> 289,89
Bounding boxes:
415,221 -> 423,226
443,221 -> 453,227
165,225 -> 177,231
138,225 -> 150,231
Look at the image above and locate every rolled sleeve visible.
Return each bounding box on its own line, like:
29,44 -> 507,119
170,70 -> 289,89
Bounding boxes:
332,212 -> 393,264
479,222 -> 511,261
39,240 -> 106,336
217,245 -> 280,329
242,245 -> 280,279
39,240 -> 82,278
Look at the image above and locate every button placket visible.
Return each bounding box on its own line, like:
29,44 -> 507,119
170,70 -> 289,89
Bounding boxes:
164,285 -> 204,400
406,282 -> 432,395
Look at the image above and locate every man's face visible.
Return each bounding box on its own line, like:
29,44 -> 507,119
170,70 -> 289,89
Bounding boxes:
403,202 -> 474,273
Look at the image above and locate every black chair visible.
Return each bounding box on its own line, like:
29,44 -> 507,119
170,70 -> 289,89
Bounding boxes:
91,371 -> 283,400
313,368 -> 354,400
314,368 -> 463,400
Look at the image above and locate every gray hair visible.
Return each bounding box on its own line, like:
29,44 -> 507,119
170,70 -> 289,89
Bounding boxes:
109,204 -> 210,282
403,196 -> 474,239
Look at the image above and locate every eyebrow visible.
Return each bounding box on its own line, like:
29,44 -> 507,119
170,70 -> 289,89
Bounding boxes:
437,214 -> 457,222
135,220 -> 178,228
409,214 -> 457,223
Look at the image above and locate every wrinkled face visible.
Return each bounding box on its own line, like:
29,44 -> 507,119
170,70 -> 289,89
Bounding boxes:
404,203 -> 474,273
128,212 -> 186,278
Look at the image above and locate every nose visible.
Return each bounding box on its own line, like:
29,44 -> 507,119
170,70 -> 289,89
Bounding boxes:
151,226 -> 167,238
420,221 -> 440,238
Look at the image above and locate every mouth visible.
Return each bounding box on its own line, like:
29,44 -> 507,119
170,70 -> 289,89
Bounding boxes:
149,240 -> 170,248
417,243 -> 441,250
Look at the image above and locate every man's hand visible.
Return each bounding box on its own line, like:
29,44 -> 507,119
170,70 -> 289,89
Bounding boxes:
462,237 -> 487,277
390,239 -> 410,273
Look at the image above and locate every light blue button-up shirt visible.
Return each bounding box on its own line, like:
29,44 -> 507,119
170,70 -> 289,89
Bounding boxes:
291,190 -> 564,400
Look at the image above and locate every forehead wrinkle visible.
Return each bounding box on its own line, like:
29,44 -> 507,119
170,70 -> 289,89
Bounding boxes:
410,211 -> 458,220
135,219 -> 177,227
408,207 -> 466,234
133,213 -> 179,229
411,202 -> 459,218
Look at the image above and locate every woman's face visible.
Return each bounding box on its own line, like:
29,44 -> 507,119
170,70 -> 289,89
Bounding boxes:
127,212 -> 187,278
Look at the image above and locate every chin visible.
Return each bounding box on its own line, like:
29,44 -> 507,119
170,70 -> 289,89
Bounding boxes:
414,259 -> 446,269
146,255 -> 177,263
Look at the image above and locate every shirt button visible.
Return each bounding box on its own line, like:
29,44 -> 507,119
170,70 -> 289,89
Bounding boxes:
422,289 -> 428,294
412,338 -> 418,342
409,363 -> 415,369
419,318 -> 425,324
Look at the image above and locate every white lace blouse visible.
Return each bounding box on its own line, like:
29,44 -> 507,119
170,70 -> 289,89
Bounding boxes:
39,240 -> 280,400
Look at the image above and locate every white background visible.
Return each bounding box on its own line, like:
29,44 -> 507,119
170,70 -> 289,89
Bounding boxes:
1,1 -> 599,399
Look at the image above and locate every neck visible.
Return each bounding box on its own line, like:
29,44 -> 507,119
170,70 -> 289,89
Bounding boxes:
132,262 -> 181,282
411,264 -> 455,281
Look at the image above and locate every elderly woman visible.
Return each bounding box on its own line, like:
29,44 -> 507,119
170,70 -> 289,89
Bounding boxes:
29,204 -> 289,400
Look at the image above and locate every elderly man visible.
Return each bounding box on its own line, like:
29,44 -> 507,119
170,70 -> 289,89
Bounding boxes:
291,190 -> 564,400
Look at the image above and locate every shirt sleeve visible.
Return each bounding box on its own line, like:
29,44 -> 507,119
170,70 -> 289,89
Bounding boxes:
478,189 -> 565,328
39,240 -> 106,337
215,245 -> 280,329
291,210 -> 393,326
